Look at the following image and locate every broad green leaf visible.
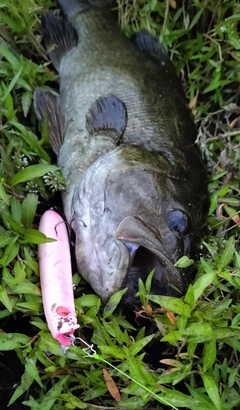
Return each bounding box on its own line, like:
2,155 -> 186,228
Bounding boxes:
58,393 -> 88,409
98,345 -> 125,360
176,315 -> 188,332
169,363 -> 192,386
21,90 -> 32,117
21,193 -> 38,228
129,334 -> 154,356
16,301 -> 42,312
82,385 -> 108,401
192,271 -> 215,302
0,11 -> 24,33
2,213 -> 23,233
11,164 -> 59,186
159,387 -> 200,408
232,312 -> 240,327
203,241 -> 220,261
14,281 -> 41,296
217,184 -> 230,197
25,358 -> 43,387
2,67 -> 22,101
203,337 -> 217,372
8,372 -> 34,406
7,261 -> 26,286
187,342 -> 197,358
112,315 -> 136,331
212,327 -> 237,339
103,288 -> 127,319
174,255 -> 194,268
122,381 -> 146,395
117,393 -> 149,409
184,323 -> 213,343
23,247 -> 39,274
148,295 -> 192,317
184,284 -> 195,309
189,8 -> 203,29
0,238 -> 19,266
10,196 -> 22,223
145,269 -> 155,293
203,78 -> 232,93
161,330 -> 182,346
208,195 -> 218,215
224,205 -> 239,218
0,332 -> 31,350
123,345 -> 155,386
38,333 -> 66,357
23,229 -> 56,244
219,236 -> 235,268
76,294 -> 101,308
102,320 -> 117,338
0,288 -> 14,312
202,373 -> 221,410
23,376 -> 67,410
0,179 -> 9,205
0,233 -> 12,248
187,383 -> 214,406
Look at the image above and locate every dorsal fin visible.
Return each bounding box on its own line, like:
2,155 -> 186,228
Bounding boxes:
58,0 -> 116,18
133,30 -> 169,64
133,30 -> 184,95
34,89 -> 65,155
85,95 -> 127,143
42,13 -> 78,71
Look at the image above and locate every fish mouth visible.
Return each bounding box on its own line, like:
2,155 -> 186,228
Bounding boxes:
122,246 -> 181,305
116,216 -> 188,305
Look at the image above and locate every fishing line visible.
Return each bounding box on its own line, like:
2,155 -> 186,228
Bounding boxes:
66,336 -> 179,410
94,353 -> 179,410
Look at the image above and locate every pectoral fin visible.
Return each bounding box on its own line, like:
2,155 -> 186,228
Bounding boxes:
86,95 -> 127,144
34,89 -> 65,155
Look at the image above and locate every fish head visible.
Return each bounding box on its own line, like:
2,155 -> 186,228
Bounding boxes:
71,201 -> 133,302
70,144 -> 207,303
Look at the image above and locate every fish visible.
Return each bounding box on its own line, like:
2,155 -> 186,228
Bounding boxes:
34,0 -> 208,304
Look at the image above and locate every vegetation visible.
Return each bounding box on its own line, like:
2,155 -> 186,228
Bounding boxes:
0,0 -> 239,409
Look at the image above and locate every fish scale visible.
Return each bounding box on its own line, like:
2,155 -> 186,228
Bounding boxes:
34,0 -> 208,304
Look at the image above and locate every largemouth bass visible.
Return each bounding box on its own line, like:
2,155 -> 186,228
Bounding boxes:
34,0 -> 208,304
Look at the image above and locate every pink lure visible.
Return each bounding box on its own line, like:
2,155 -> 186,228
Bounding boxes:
38,210 -> 79,346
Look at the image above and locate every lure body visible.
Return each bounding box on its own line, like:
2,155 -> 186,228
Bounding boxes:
39,210 -> 79,346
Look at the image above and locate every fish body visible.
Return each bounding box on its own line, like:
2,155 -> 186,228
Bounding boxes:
34,0 -> 208,303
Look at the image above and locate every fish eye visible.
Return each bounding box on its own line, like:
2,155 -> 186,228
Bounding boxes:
168,210 -> 190,236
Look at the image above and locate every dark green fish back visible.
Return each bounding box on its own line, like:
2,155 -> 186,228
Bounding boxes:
47,6 -> 195,147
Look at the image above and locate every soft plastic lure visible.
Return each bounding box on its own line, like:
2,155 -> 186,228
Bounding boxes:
38,210 -> 79,346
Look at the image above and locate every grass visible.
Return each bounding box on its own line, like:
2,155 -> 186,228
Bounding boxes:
0,0 -> 240,409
